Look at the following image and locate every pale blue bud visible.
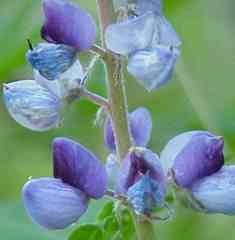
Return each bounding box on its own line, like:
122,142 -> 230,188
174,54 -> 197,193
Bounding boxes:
34,60 -> 84,98
191,166 -> 235,215
22,177 -> 89,229
127,45 -> 180,91
152,16 -> 181,47
106,154 -> 121,187
105,12 -> 155,55
27,43 -> 77,81
3,80 -> 62,131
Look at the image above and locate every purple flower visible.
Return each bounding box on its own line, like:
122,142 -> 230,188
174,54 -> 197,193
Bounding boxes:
104,107 -> 152,152
42,0 -> 96,51
53,138 -> 108,199
160,131 -> 224,188
22,178 -> 89,229
117,147 -> 165,196
22,138 -> 107,229
136,0 -> 163,16
191,166 -> 235,215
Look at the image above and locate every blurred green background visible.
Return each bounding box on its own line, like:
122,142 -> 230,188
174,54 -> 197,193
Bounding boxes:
1,0 -> 235,239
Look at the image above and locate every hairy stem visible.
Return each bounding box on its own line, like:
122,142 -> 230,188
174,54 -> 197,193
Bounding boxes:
96,0 -> 132,160
79,89 -> 110,110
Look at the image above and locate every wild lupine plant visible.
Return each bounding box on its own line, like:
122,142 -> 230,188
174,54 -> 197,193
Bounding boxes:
3,0 -> 234,239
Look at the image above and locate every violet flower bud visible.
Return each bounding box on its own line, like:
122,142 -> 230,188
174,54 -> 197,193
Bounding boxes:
105,12 -> 155,55
117,147 -> 165,197
22,177 -> 89,229
34,60 -> 84,99
27,43 -> 77,81
42,0 -> 96,51
191,166 -> 235,215
104,107 -> 152,152
53,138 -> 108,199
3,80 -> 62,131
127,46 -> 180,91
160,131 -> 224,188
127,173 -> 165,215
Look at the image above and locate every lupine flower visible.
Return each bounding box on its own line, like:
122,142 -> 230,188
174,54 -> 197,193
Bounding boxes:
22,138 -> 107,229
105,0 -> 181,91
42,0 -> 96,51
34,60 -> 84,99
27,43 -> 77,81
53,138 -> 108,198
117,147 -> 166,214
22,177 -> 89,229
160,131 -> 224,188
106,153 -> 121,186
104,107 -> 152,152
127,46 -> 180,91
3,80 -> 62,131
191,166 -> 235,215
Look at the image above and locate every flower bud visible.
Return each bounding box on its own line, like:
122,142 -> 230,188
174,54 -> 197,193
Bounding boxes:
34,60 -> 84,99
190,166 -> 235,215
27,43 -> 77,81
160,131 -> 224,188
53,138 -> 108,199
136,0 -> 163,16
42,0 -> 96,51
22,177 -> 89,229
3,80 -> 62,131
127,45 -> 180,91
127,173 -> 165,215
105,12 -> 155,55
152,16 -> 181,47
104,107 -> 152,152
117,147 -> 165,197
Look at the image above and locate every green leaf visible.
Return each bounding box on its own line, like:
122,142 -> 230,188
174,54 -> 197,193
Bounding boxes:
69,224 -> 103,240
96,201 -> 115,224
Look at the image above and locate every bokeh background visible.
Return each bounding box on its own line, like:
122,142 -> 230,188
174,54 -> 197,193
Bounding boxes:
1,0 -> 235,239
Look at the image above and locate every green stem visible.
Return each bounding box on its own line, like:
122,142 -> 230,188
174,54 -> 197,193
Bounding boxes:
96,1 -> 158,239
96,0 -> 132,160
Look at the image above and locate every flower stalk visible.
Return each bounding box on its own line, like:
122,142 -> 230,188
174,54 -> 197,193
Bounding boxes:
96,0 -> 157,239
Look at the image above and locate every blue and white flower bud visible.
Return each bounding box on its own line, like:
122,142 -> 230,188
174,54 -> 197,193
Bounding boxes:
3,80 -> 62,131
105,12 -> 155,55
136,0 -> 163,16
27,43 -> 77,81
152,16 -> 181,47
160,131 -> 224,188
22,177 -> 89,229
191,166 -> 235,215
34,60 -> 84,99
127,46 -> 180,91
127,173 -> 165,215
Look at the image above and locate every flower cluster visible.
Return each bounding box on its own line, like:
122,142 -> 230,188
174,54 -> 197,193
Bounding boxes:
3,0 -> 235,236
105,0 -> 181,91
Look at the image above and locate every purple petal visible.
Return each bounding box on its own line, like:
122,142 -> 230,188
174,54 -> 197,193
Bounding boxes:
104,107 -> 152,152
136,0 -> 163,16
53,138 -> 108,199
191,166 -> 235,215
129,107 -> 152,147
160,131 -> 224,188
117,147 -> 165,196
42,0 -> 96,51
22,177 -> 89,229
